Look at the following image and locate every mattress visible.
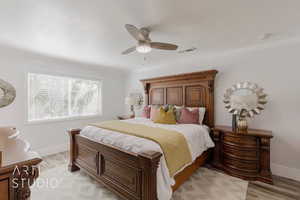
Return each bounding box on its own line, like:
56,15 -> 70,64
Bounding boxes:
80,118 -> 215,200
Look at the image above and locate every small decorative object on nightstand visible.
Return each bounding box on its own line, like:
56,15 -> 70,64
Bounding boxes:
212,126 -> 273,184
117,115 -> 134,120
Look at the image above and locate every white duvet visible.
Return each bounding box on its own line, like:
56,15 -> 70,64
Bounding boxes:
80,118 -> 215,200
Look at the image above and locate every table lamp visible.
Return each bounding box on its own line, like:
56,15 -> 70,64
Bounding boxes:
125,96 -> 136,117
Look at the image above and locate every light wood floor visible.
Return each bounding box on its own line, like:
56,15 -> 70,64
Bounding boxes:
41,152 -> 300,200
246,176 -> 300,200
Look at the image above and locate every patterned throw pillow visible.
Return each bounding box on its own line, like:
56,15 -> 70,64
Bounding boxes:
162,104 -> 169,112
178,108 -> 199,124
153,107 -> 177,124
141,106 -> 151,118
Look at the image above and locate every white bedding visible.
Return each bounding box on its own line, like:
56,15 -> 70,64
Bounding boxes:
80,118 -> 215,200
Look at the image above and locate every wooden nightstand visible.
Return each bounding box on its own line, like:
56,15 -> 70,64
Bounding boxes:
0,128 -> 42,200
211,126 -> 273,184
117,115 -> 134,120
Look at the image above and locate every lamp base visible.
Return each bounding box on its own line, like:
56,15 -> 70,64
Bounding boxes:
237,117 -> 248,132
130,105 -> 135,118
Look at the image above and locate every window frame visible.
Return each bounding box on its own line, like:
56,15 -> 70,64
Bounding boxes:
26,72 -> 103,125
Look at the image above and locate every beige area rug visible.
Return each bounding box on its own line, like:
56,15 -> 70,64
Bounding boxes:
31,164 -> 248,200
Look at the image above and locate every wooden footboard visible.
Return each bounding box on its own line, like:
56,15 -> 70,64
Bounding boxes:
68,129 -> 162,200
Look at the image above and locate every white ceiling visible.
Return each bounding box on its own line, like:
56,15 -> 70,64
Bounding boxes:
0,0 -> 300,70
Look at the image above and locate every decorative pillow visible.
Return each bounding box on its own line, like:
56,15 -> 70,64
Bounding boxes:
162,104 -> 169,112
150,106 -> 160,121
158,104 -> 174,112
153,107 -> 177,124
174,105 -> 183,121
187,107 -> 206,124
150,105 -> 169,119
198,107 -> 206,124
167,105 -> 175,112
162,105 -> 181,121
178,108 -> 199,124
141,106 -> 151,118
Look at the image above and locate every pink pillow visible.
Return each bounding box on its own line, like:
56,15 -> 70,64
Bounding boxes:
178,108 -> 199,124
141,106 -> 151,118
150,107 -> 160,121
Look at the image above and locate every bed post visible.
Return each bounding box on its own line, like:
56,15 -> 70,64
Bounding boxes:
68,129 -> 81,172
138,151 -> 162,200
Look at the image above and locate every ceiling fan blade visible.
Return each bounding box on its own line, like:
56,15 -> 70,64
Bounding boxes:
125,24 -> 146,41
122,46 -> 136,55
150,42 -> 178,50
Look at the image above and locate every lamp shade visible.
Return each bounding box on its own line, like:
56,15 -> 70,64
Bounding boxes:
125,96 -> 135,105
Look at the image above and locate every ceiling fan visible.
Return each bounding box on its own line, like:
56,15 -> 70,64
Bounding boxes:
122,24 -> 178,55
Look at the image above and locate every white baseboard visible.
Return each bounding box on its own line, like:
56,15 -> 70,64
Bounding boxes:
271,163 -> 300,182
35,143 -> 68,157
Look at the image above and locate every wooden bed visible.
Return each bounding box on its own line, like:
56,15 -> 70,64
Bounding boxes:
68,70 -> 218,200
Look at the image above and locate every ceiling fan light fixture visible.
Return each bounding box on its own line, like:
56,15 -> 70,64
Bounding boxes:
136,43 -> 152,53
122,24 -> 178,55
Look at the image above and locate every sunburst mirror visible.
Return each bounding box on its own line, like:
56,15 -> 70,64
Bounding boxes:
0,79 -> 16,108
224,82 -> 267,118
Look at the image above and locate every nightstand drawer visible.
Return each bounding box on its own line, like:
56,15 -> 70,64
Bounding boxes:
223,134 -> 257,148
223,144 -> 258,161
223,155 -> 258,172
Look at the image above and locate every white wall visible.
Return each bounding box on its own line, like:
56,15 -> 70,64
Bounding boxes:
126,39 -> 300,181
0,45 -> 128,155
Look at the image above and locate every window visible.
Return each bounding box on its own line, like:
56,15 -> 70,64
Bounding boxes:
28,73 -> 102,122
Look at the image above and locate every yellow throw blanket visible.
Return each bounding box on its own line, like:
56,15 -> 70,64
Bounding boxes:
90,120 -> 192,177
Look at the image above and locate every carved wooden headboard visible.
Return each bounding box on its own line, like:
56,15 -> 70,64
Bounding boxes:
140,70 -> 218,127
